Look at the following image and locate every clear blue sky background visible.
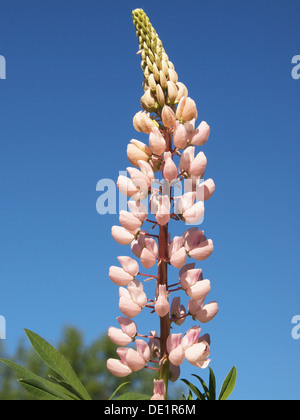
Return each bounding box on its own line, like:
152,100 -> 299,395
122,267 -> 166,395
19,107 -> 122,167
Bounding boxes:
0,0 -> 299,400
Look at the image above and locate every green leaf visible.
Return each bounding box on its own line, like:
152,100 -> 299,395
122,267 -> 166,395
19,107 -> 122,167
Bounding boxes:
18,381 -> 64,401
191,374 -> 210,400
24,329 -> 91,401
115,392 -> 150,400
0,359 -> 78,400
181,379 -> 206,401
208,367 -> 217,401
218,366 -> 237,401
109,381 -> 131,400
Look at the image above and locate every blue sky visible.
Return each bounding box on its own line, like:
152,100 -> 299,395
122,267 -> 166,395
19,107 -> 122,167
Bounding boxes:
0,0 -> 299,400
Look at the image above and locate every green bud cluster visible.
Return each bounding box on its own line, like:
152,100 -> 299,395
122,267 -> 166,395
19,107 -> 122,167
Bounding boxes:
132,9 -> 188,114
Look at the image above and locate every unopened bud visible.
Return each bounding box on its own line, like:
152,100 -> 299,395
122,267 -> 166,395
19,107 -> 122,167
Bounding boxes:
159,70 -> 168,90
156,84 -> 165,107
127,139 -> 152,167
161,105 -> 176,128
175,82 -> 189,103
148,73 -> 157,91
161,60 -> 169,77
166,81 -> 179,104
176,97 -> 198,122
133,111 -> 159,134
168,68 -> 178,84
141,88 -> 158,112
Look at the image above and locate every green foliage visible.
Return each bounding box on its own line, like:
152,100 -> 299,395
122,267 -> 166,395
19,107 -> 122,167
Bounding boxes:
182,366 -> 237,401
0,326 -> 157,400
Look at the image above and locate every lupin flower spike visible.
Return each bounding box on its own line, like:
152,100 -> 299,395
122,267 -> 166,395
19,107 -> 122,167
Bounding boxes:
106,9 -> 218,400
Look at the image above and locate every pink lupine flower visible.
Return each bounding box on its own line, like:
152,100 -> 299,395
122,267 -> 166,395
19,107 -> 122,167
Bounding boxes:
125,348 -> 146,372
127,200 -> 148,222
169,236 -> 187,269
131,233 -> 158,269
170,296 -> 186,326
161,105 -> 176,128
119,210 -> 142,233
109,266 -> 134,286
106,358 -> 132,378
155,195 -> 171,226
163,152 -> 178,182
117,256 -> 139,277
189,151 -> 207,178
190,121 -> 210,146
111,226 -> 136,245
108,327 -> 133,346
117,175 -> 139,197
127,166 -> 152,189
108,317 -> 137,346
166,334 -> 185,366
188,299 -> 219,323
183,228 -> 214,261
119,280 -> 147,318
196,178 -> 216,201
173,122 -> 188,149
186,279 -> 211,301
179,266 -> 203,290
136,339 -> 151,362
178,146 -> 195,173
184,341 -> 211,369
148,330 -> 160,359
150,379 -> 166,400
155,285 -> 170,318
117,316 -> 137,338
138,160 -> 155,182
182,201 -> 205,225
181,326 -> 201,350
149,127 -> 166,155
176,97 -> 198,122
127,139 -> 152,167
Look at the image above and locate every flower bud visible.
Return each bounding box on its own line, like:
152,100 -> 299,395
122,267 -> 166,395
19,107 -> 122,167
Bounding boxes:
173,122 -> 188,149
156,84 -> 165,107
127,139 -> 152,167
190,121 -> 210,146
159,70 -> 168,90
161,105 -> 176,128
148,73 -> 157,91
149,127 -> 166,155
140,88 -> 158,112
175,82 -> 188,103
166,81 -> 178,104
168,68 -> 178,83
133,111 -> 159,134
176,97 -> 198,122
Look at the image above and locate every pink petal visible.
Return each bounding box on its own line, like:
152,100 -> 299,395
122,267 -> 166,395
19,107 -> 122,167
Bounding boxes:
189,239 -> 214,261
107,358 -> 132,377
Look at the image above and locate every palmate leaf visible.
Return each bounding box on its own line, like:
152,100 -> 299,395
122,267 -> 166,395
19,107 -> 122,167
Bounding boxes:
24,329 -> 91,401
0,359 -> 79,400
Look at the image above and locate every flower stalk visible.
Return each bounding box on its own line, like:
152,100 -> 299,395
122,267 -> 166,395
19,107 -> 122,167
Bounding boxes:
106,9 -> 218,401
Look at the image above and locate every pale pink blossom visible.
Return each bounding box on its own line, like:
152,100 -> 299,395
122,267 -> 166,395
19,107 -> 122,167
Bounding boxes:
155,195 -> 171,226
176,97 -> 198,122
170,296 -> 186,326
119,210 -> 142,233
149,127 -> 166,155
190,121 -> 210,146
189,151 -> 207,178
117,175 -> 139,197
161,105 -> 176,128
195,178 -> 215,201
166,334 -> 185,366
155,285 -> 170,318
108,327 -> 133,346
182,201 -> 205,225
184,341 -> 211,369
131,233 -> 158,269
109,266 -> 134,286
183,228 -> 214,261
127,201 -> 148,222
127,139 -> 152,167
111,226 -> 135,245
150,379 -> 166,400
117,316 -> 137,338
107,358 -> 132,377
173,122 -> 188,149
186,279 -> 211,301
179,266 -> 203,290
117,256 -> 139,277
119,280 -> 147,318
188,299 -> 219,323
163,152 -> 178,182
169,236 -> 187,269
